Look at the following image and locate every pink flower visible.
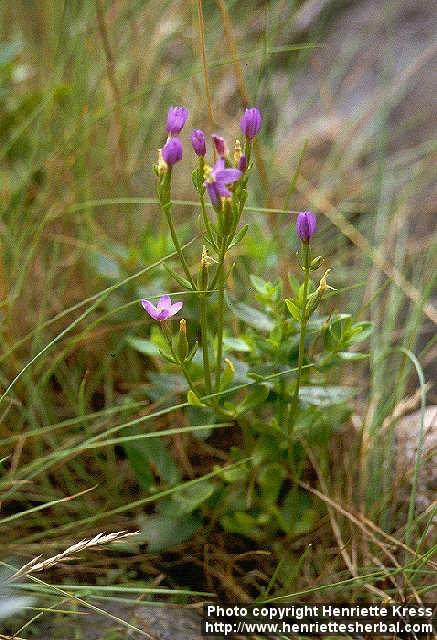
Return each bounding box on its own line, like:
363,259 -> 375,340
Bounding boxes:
141,295 -> 183,321
191,129 -> 206,156
296,211 -> 317,242
240,107 -> 262,139
166,106 -> 188,135
211,134 -> 227,157
204,158 -> 242,206
161,137 -> 183,166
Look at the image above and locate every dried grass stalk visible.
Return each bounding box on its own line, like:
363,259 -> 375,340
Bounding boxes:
9,530 -> 139,581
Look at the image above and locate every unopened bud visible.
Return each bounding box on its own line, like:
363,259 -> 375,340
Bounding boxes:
310,255 -> 324,271
177,319 -> 189,362
212,134 -> 228,158
197,246 -> 210,291
233,139 -> 242,165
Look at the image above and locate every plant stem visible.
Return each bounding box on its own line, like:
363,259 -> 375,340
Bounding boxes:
215,238 -> 226,392
199,295 -> 212,394
198,158 -> 215,246
288,242 -> 311,447
161,322 -> 197,395
160,171 -> 195,288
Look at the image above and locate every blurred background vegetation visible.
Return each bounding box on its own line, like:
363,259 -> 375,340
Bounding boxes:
0,0 -> 436,622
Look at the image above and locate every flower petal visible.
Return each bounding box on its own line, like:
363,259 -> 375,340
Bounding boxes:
214,168 -> 242,184
206,181 -> 220,206
211,158 -> 225,176
168,301 -> 183,317
157,295 -> 171,311
141,299 -> 160,320
157,308 -> 171,320
215,182 -> 231,198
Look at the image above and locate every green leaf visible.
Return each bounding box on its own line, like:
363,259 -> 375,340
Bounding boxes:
235,385 -> 269,416
299,385 -> 357,407
279,489 -> 317,535
221,358 -> 235,390
163,263 -> 192,290
249,274 -> 270,296
90,254 -> 120,280
227,297 -> 274,332
349,321 -> 374,344
184,340 -> 199,363
126,336 -> 159,356
187,389 -> 206,407
253,435 -> 282,466
124,431 -> 181,488
285,298 -> 301,322
337,351 -> 369,361
158,347 -> 177,364
258,463 -> 287,503
174,480 -> 215,515
124,440 -> 155,492
223,337 -> 251,352
288,273 -> 300,295
222,463 -> 248,483
220,512 -> 263,541
228,224 -> 249,248
141,513 -> 202,552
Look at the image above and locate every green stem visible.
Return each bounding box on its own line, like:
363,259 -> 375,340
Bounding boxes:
288,242 -> 311,447
215,238 -> 226,392
199,191 -> 214,246
160,171 -> 195,289
198,158 -> 215,246
200,295 -> 212,393
161,322 -> 197,395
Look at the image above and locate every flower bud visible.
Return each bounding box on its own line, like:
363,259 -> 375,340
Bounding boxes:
240,107 -> 262,139
191,129 -> 206,156
177,319 -> 189,362
238,155 -> 247,173
233,139 -> 242,165
296,211 -> 317,242
310,255 -> 324,271
161,137 -> 183,166
212,134 -> 227,158
166,106 -> 188,135
197,246 -> 210,291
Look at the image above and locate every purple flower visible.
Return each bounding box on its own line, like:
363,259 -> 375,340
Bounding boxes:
204,158 -> 242,206
238,155 -> 247,173
240,107 -> 262,139
161,137 -> 183,166
191,129 -> 206,156
141,295 -> 183,321
211,134 -> 227,157
166,106 -> 188,135
296,211 -> 317,242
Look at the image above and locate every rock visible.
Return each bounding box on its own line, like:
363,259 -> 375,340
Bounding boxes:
20,604 -> 219,640
395,406 -> 436,515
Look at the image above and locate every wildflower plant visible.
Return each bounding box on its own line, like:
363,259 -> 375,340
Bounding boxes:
133,105 -> 373,547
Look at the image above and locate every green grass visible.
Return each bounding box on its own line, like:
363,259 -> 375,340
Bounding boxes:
0,0 -> 436,635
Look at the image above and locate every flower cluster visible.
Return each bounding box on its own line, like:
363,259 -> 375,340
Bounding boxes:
157,105 -> 263,201
145,104 -> 320,324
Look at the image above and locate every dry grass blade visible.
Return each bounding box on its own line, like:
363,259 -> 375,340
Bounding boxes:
299,481 -> 437,570
9,531 -> 139,580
